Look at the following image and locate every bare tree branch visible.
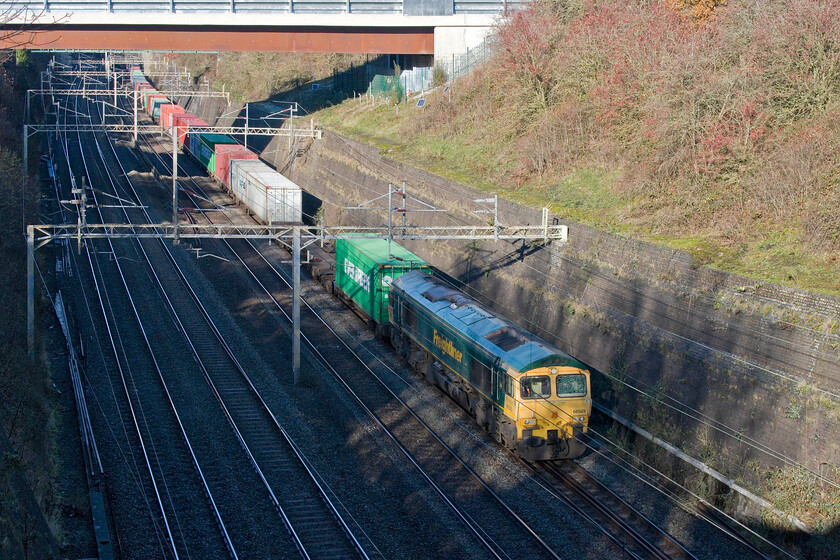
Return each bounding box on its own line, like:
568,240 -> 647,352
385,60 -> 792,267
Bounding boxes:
1,1 -> 69,49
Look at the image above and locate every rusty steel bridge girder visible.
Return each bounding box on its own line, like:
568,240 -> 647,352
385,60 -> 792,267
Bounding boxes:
3,25 -> 436,54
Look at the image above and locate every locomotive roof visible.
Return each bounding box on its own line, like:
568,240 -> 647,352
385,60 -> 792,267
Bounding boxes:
392,271 -> 587,374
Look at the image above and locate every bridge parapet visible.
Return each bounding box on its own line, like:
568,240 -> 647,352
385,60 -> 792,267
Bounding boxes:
17,0 -> 521,16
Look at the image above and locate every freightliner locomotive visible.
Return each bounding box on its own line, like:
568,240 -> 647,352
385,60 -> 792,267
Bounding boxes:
332,237 -> 591,461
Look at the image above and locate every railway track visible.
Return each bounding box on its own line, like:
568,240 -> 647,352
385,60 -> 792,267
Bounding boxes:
540,461 -> 697,560
101,92 -> 369,559
49,59 -> 776,560
60,78 -> 234,559
126,96 -> 571,559
57,73 -> 367,559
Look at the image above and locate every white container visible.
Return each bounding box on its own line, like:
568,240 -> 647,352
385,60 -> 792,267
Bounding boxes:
229,159 -> 302,224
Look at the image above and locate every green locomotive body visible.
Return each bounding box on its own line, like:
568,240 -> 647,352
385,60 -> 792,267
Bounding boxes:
389,270 -> 591,461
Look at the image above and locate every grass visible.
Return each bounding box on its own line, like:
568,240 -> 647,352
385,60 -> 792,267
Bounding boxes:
310,88 -> 840,297
763,466 -> 840,533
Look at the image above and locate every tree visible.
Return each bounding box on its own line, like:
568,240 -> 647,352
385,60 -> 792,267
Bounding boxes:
1,1 -> 66,61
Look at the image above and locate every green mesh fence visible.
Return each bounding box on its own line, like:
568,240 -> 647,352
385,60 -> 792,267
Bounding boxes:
367,74 -> 407,103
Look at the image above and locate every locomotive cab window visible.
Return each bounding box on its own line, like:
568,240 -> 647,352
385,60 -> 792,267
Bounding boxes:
556,373 -> 587,397
504,375 -> 515,397
520,375 -> 551,399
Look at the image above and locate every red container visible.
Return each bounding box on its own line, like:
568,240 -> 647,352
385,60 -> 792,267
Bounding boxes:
143,91 -> 164,112
160,104 -> 185,130
134,81 -> 152,92
145,93 -> 166,115
172,113 -> 208,147
214,144 -> 257,188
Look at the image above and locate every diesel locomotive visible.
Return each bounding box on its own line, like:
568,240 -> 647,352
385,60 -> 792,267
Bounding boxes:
388,271 -> 591,461
329,236 -> 591,461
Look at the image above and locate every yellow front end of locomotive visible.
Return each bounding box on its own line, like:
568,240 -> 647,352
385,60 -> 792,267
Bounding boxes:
512,366 -> 591,460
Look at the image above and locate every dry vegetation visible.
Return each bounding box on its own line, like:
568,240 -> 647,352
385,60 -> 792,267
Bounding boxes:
316,0 -> 840,295
168,51 -> 368,102
0,50 -> 60,558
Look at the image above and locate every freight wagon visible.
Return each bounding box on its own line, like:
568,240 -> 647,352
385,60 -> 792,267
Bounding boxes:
160,104 -> 185,130
144,91 -> 166,113
214,144 -> 257,188
171,113 -> 207,147
229,159 -> 302,224
333,236 -> 430,336
389,270 -> 591,461
188,133 -> 237,173
149,96 -> 171,120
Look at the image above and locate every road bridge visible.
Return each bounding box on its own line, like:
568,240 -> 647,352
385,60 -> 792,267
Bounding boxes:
4,0 -> 520,57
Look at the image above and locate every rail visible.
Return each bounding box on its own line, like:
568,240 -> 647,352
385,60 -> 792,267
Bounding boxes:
541,462 -> 698,560
106,80 -> 369,559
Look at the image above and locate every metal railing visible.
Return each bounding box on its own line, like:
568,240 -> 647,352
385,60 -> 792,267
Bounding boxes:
436,34 -> 495,83
20,0 -> 518,15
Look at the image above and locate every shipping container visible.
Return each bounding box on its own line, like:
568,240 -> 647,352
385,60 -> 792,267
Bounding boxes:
134,81 -> 151,93
229,160 -> 302,224
130,72 -> 146,87
149,97 -> 171,120
144,92 -> 165,113
192,133 -> 236,172
159,104 -> 185,130
335,236 -> 430,326
140,88 -> 156,108
214,144 -> 257,188
185,126 -> 222,157
142,89 -> 159,111
172,113 -> 207,147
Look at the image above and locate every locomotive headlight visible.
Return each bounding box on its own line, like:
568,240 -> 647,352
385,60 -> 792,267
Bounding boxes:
522,418 -> 537,427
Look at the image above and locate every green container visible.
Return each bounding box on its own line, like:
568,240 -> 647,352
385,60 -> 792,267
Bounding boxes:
335,237 -> 429,325
150,97 -> 170,119
195,133 -> 236,173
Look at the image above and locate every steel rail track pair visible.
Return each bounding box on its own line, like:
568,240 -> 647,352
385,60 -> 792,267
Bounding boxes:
67,85 -> 239,559
66,79 -> 365,559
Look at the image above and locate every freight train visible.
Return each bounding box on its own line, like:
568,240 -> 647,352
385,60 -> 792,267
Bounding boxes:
131,66 -> 589,461
129,66 -> 302,224
326,237 -> 592,461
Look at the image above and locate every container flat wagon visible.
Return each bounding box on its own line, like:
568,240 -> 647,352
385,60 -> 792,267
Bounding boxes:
172,113 -> 207,147
334,236 -> 430,336
149,96 -> 171,120
189,133 -> 237,173
160,104 -> 185,130
229,159 -> 302,224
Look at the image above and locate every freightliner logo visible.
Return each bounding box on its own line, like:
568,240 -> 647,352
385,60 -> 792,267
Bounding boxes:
433,329 -> 463,363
